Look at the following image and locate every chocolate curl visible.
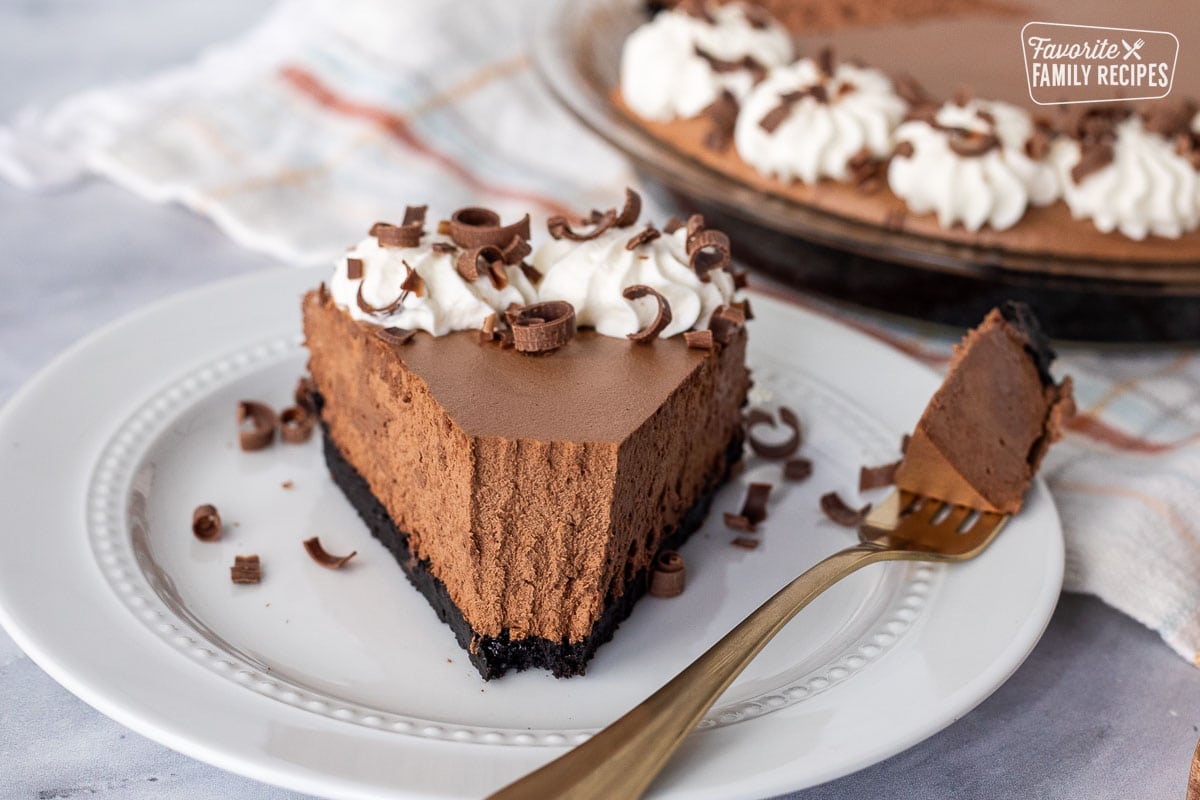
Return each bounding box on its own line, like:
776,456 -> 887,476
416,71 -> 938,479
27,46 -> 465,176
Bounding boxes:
370,221 -> 422,248
501,235 -> 532,265
746,406 -> 801,459
519,262 -> 542,284
236,400 -> 277,451
479,313 -> 499,344
192,504 -> 221,542
431,241 -> 458,255
859,460 -> 900,491
709,304 -> 746,345
893,72 -> 934,111
294,376 -> 317,415
446,206 -> 532,250
816,46 -> 835,78
231,554 -> 261,584
279,406 -> 315,444
759,87 -> 827,134
649,550 -> 686,598
622,285 -> 673,343
820,492 -> 871,527
693,46 -> 767,84
684,329 -> 714,350
686,228 -> 731,278
784,457 -> 813,482
701,90 -> 740,151
946,129 -> 1001,157
506,300 -> 577,354
375,326 -> 416,346
303,536 -> 357,569
401,204 -> 427,227
893,141 -> 915,159
346,257 -> 363,280
356,281 -> 404,316
625,224 -> 661,250
613,187 -> 642,228
546,208 -> 616,242
457,245 -> 509,290
400,262 -> 425,297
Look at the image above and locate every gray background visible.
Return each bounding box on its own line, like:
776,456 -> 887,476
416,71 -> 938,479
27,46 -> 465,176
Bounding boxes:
1,2 -> 1197,798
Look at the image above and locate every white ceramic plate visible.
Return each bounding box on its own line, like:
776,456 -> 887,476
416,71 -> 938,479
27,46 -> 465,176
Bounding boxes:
0,266 -> 1063,799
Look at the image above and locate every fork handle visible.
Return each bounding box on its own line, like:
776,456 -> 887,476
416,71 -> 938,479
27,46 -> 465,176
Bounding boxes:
487,542 -> 896,800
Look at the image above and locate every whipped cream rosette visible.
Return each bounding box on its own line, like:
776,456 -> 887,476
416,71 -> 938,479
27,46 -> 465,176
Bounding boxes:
1051,112 -> 1200,241
888,98 -> 1060,232
331,222 -> 536,337
734,53 -> 907,184
619,1 -> 792,122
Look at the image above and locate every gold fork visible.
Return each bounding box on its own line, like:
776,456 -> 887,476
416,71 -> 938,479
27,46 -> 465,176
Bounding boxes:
488,490 -> 1009,800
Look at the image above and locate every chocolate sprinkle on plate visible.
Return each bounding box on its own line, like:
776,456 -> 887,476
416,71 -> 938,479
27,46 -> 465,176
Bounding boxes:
192,504 -> 221,542
294,376 -> 317,415
279,406 -> 315,444
622,284 -> 673,343
506,300 -> 577,354
784,457 -> 813,482
684,329 -> 714,350
236,400 -> 277,451
859,460 -> 901,491
303,536 -> 357,569
649,550 -> 686,598
820,492 -> 871,527
746,406 -> 802,459
723,512 -> 756,532
741,482 -> 772,525
231,555 -> 261,584
731,536 -> 759,550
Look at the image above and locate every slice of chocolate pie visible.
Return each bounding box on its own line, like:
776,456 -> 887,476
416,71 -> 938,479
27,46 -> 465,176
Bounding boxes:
302,192 -> 750,678
895,302 -> 1074,513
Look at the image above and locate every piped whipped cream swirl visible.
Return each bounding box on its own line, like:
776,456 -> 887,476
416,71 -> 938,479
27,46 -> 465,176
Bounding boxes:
1050,116 -> 1200,240
734,57 -> 907,184
619,2 -> 793,122
534,227 -> 735,339
888,99 -> 1059,232
330,234 -> 536,336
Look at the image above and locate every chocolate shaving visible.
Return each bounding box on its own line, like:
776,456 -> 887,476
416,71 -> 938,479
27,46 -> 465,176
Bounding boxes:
279,406 -> 315,444
731,298 -> 753,320
614,187 -> 642,228
741,482 -> 772,525
663,216 -> 685,234
506,300 -> 576,354
816,46 -> 835,78
479,312 -> 498,344
401,205 -> 427,228
236,401 -> 277,451
346,257 -> 363,280
731,536 -> 759,550
192,504 -> 221,542
456,245 -> 508,290
231,554 -> 261,584
893,141 -> 915,159
547,208 -> 616,242
947,129 -> 1000,158
437,219 -> 452,236
294,376 -> 317,414
893,73 -> 934,110
684,329 -> 714,350
400,262 -> 425,297
501,235 -> 532,265
694,47 -> 767,84
708,304 -> 745,345
375,326 -> 416,346
784,457 -> 813,482
431,241 -> 458,255
724,512 -> 756,532
859,460 -> 900,491
1071,142 -> 1115,184
746,406 -> 801,459
820,492 -> 871,527
686,228 -> 731,277
901,433 -> 911,454
303,536 -> 357,569
622,285 -> 673,343
649,550 -> 686,598
625,224 -> 661,250
732,270 -> 749,289
519,262 -> 542,284
496,328 -> 515,349
759,86 -> 830,134
356,281 -> 405,316
370,221 -> 422,248
446,207 -> 532,250
701,90 -> 739,151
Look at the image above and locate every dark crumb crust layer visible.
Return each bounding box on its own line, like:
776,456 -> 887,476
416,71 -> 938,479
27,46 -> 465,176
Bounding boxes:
320,420 -> 744,680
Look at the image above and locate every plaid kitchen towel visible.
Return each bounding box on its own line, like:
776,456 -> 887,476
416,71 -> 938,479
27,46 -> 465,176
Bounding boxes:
3,0 -> 1200,665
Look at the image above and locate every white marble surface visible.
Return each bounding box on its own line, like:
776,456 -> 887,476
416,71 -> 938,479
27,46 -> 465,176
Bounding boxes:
1,2 -> 1199,798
